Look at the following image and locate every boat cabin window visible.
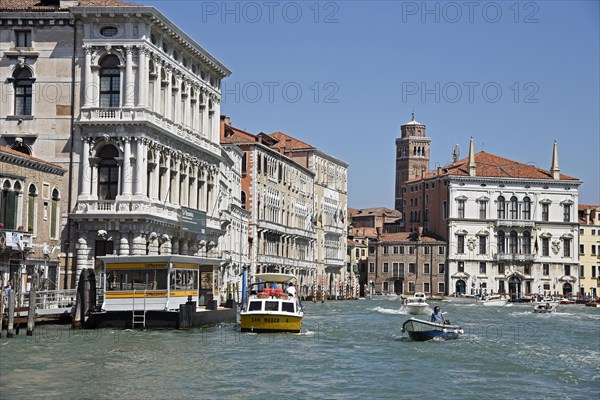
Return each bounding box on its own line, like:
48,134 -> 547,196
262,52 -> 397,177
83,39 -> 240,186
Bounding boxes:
106,269 -> 168,291
264,301 -> 279,311
281,302 -> 295,313
170,270 -> 199,290
248,301 -> 262,311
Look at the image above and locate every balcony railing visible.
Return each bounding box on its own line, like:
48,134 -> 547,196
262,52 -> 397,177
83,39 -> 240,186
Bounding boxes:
0,229 -> 33,251
79,107 -> 220,156
495,219 -> 535,228
493,252 -> 535,262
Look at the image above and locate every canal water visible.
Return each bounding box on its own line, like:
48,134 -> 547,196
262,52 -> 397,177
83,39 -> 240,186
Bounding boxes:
1,300 -> 598,399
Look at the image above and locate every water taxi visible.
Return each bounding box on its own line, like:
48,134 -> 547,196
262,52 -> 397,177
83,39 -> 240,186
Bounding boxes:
477,294 -> 509,306
401,318 -> 463,341
240,273 -> 304,333
401,292 -> 429,315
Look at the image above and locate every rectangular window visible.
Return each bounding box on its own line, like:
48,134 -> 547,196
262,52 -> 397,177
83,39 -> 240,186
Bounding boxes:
542,203 -> 549,221
524,265 -> 531,275
423,263 -> 430,274
392,262 -> 399,275
497,199 -> 506,219
438,282 -> 445,294
563,204 -> 571,222
498,263 -> 505,274
479,201 -> 487,219
543,264 -> 549,276
408,263 -> 416,274
564,265 -> 571,276
423,246 -> 430,255
398,263 -> 405,276
382,281 -> 389,292
393,246 -> 399,254
438,263 -> 445,274
409,246 -> 415,255
479,236 -> 487,255
458,262 -> 464,273
438,246 -> 445,255
399,246 -> 405,254
563,239 -> 571,257
423,282 -> 430,293
457,236 -> 465,254
16,30 -> 32,47
383,263 -> 389,273
443,201 -> 448,219
580,244 -> 585,254
369,263 -> 375,273
457,199 -> 465,219
479,262 -> 486,274
542,238 -> 549,257
383,246 -> 389,255
592,245 -> 597,256
579,265 -> 585,277
593,266 -> 597,278
543,283 -> 550,291
408,282 -> 415,292
369,246 -> 375,255
592,229 -> 596,235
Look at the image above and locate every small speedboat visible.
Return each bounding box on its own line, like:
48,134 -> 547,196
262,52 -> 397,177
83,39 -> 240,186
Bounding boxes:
585,302 -> 600,308
533,304 -> 557,313
402,292 -> 429,315
401,318 -> 463,341
559,298 -> 575,305
477,295 -> 509,306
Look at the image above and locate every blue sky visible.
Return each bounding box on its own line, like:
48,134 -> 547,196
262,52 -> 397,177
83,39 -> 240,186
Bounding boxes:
145,0 -> 599,208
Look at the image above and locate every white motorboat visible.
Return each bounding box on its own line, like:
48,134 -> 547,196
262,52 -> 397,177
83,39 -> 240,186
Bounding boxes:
401,318 -> 463,341
477,294 -> 509,306
402,292 -> 430,315
533,303 -> 557,313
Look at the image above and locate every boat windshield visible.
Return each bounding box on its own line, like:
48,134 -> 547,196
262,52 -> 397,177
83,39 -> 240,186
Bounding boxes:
281,302 -> 295,313
265,301 -> 279,311
248,301 -> 262,311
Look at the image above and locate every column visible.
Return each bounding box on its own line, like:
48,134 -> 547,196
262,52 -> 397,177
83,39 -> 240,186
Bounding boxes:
121,137 -> 133,196
160,151 -> 171,203
165,68 -> 172,120
154,58 -> 162,113
201,92 -> 209,136
89,157 -> 100,199
183,83 -> 191,127
137,47 -> 147,108
173,74 -> 181,123
181,162 -> 189,207
190,163 -> 198,210
134,138 -> 147,197
80,138 -> 91,197
83,46 -> 93,108
124,46 -> 134,107
211,98 -> 220,142
119,234 -> 130,256
132,233 -> 146,255
151,146 -> 160,201
172,157 -> 180,205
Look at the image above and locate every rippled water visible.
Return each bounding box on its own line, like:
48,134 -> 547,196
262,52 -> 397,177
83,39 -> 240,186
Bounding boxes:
1,300 -> 598,399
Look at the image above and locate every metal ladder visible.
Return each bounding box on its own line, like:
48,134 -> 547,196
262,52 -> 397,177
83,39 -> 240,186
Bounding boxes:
131,289 -> 147,329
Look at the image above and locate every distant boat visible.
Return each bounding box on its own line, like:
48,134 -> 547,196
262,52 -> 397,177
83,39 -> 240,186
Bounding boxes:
585,301 -> 600,308
477,295 -> 509,307
402,292 -> 429,315
533,304 -> 557,313
559,298 -> 576,305
401,318 -> 463,341
532,296 -> 560,306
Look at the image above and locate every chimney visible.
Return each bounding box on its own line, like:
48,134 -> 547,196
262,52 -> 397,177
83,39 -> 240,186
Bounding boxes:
468,137 -> 476,177
550,140 -> 560,180
585,208 -> 590,224
376,227 -> 382,238
416,226 -> 423,241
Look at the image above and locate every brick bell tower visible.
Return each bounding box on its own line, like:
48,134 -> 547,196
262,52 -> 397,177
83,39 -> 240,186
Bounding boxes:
394,113 -> 431,212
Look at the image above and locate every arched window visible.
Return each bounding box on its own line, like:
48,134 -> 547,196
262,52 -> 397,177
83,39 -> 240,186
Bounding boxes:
0,180 -> 18,230
241,191 -> 246,209
11,141 -> 31,155
522,231 -> 531,254
497,196 -> 506,219
50,188 -> 60,239
509,230 -> 518,254
522,197 -> 531,220
98,145 -> 119,200
510,196 -> 518,219
27,184 -> 37,233
99,55 -> 120,107
13,67 -> 33,115
497,230 -> 505,254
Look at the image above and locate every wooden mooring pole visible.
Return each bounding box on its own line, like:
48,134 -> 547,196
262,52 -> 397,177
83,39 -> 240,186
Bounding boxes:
7,289 -> 15,338
26,273 -> 37,336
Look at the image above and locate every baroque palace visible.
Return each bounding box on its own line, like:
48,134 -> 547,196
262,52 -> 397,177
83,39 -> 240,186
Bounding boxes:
0,0 -> 350,302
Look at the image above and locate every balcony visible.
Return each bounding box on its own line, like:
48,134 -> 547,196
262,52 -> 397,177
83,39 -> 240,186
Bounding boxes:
78,107 -> 220,156
0,229 -> 33,252
495,219 -> 535,228
493,252 -> 535,262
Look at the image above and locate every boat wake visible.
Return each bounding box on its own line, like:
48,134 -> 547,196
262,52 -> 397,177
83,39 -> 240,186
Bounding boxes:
371,306 -> 408,315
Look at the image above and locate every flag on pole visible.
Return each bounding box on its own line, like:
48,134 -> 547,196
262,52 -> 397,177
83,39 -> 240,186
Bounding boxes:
333,208 -> 338,223
339,209 -> 345,224
317,211 -> 323,226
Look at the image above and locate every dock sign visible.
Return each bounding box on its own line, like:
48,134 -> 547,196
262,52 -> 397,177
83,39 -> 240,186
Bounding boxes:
181,207 -> 206,233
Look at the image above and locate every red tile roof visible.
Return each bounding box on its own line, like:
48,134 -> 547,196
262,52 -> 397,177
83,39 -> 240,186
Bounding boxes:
0,0 -> 137,11
269,131 -> 315,151
0,146 -> 66,172
350,207 -> 401,218
377,232 -> 445,243
406,151 -> 578,183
